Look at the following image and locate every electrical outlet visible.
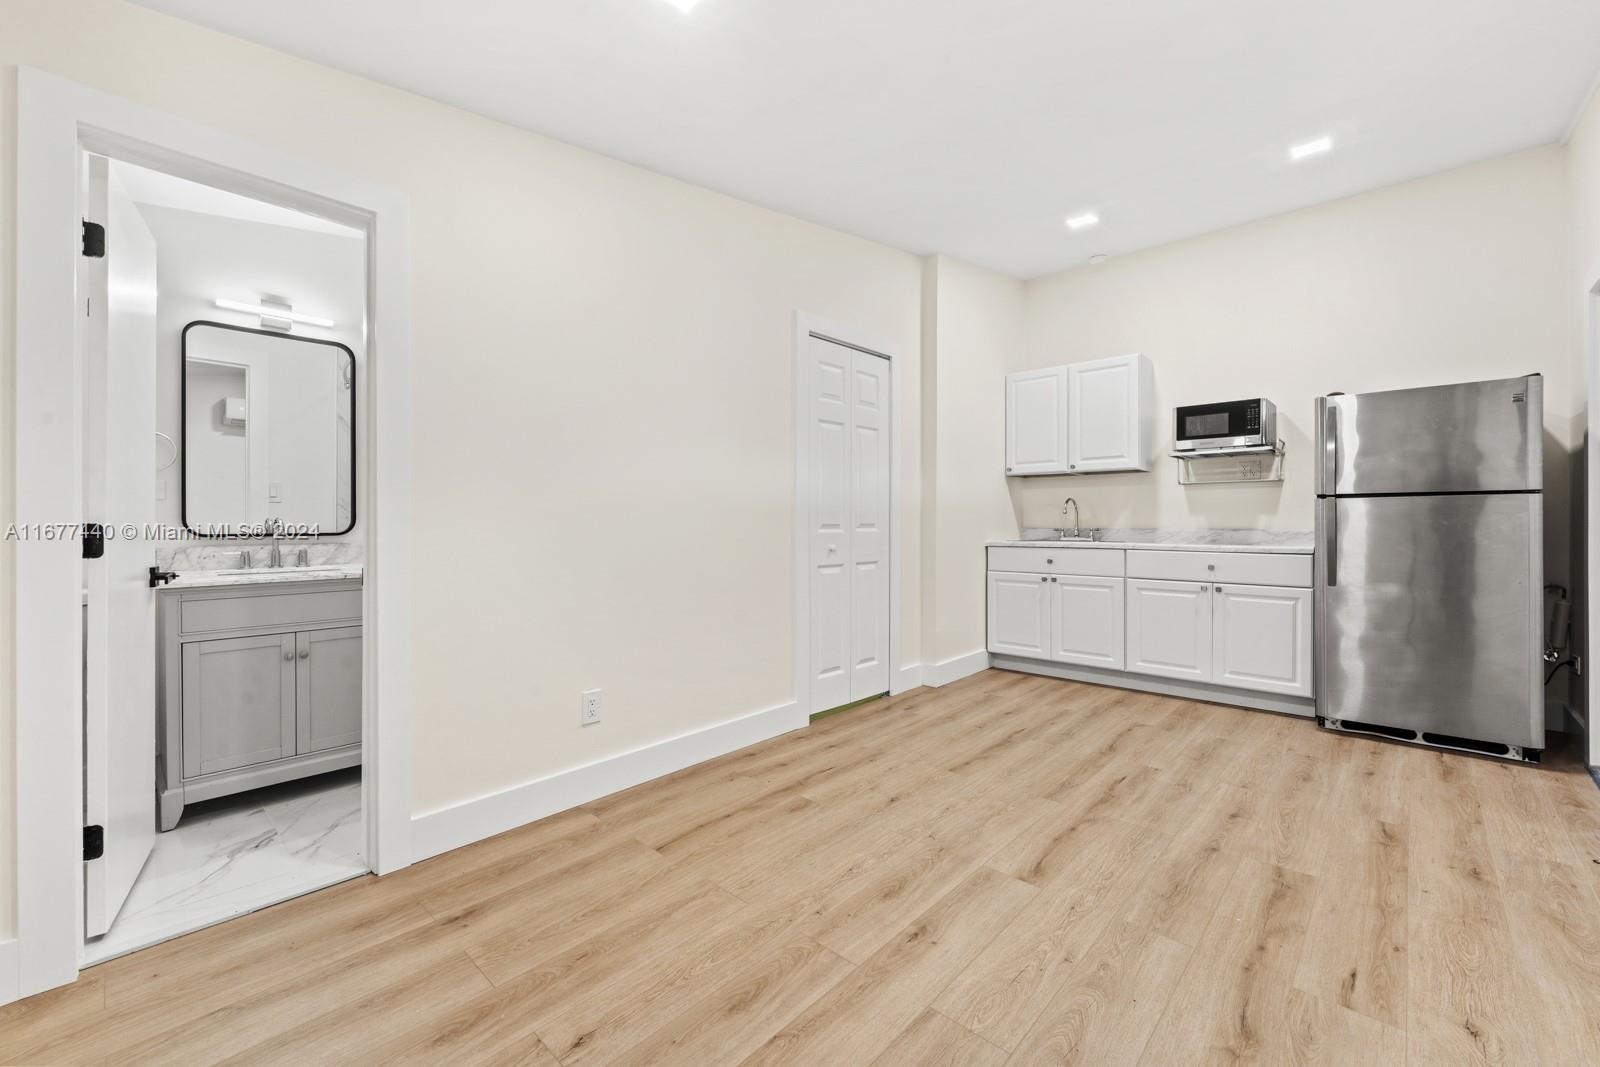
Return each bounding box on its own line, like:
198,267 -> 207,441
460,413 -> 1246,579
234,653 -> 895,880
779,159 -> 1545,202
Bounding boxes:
581,689 -> 602,726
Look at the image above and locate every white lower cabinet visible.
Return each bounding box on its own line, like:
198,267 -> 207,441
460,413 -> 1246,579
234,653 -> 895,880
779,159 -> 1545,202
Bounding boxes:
1212,584 -> 1312,697
988,569 -> 1125,669
1050,574 -> 1125,670
986,546 -> 1314,709
987,571 -> 1052,658
1125,578 -> 1212,682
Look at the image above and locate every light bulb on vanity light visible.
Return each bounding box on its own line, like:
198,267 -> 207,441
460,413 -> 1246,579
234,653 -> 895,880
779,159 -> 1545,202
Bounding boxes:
214,298 -> 334,329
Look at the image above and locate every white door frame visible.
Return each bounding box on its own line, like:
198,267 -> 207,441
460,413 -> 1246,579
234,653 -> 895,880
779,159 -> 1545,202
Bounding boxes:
791,312 -> 906,726
1586,263 -> 1600,770
12,67 -> 415,1002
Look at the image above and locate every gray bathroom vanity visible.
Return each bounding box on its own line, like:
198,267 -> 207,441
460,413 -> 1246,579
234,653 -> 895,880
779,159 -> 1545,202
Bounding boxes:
157,571 -> 362,830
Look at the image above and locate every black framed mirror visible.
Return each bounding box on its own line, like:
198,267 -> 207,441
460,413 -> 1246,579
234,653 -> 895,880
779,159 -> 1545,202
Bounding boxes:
181,321 -> 356,536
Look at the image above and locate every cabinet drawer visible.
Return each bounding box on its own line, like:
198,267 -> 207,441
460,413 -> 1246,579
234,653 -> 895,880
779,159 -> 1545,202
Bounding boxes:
180,588 -> 363,635
988,546 -> 1124,577
1125,550 -> 1311,588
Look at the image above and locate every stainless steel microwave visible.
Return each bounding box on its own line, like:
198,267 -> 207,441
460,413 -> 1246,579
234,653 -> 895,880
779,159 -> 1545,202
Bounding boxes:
1172,398 -> 1276,451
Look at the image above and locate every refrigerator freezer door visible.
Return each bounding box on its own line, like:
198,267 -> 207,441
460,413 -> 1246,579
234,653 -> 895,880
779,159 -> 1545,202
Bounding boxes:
1315,492 -> 1542,749
1316,376 -> 1541,496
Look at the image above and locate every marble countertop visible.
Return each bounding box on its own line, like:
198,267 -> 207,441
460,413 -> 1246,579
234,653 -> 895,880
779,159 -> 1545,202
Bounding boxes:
988,527 -> 1313,555
164,565 -> 365,590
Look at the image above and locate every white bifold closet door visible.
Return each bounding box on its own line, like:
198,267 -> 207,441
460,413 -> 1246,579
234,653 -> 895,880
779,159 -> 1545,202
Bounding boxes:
807,335 -> 890,715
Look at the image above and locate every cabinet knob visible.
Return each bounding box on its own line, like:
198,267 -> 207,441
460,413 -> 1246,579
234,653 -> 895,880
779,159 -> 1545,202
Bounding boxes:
1051,577 -> 1058,582
1040,576 -> 1048,582
283,650 -> 294,661
299,648 -> 310,659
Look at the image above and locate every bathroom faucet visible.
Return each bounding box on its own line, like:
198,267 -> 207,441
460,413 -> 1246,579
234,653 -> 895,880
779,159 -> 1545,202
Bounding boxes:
267,517 -> 284,568
1061,498 -> 1082,538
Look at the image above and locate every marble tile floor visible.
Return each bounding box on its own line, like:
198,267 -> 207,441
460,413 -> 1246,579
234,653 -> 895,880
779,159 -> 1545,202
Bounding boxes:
83,768 -> 365,966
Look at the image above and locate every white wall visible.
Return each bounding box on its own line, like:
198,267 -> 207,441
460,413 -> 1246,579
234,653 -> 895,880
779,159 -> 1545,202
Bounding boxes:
1014,145 -> 1579,595
1567,86 -> 1600,736
138,202 -> 366,537
0,0 -> 925,934
920,256 -> 1024,666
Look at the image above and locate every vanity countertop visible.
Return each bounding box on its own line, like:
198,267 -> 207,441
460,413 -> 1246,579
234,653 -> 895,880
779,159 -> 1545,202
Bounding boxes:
988,528 -> 1314,555
164,565 -> 365,590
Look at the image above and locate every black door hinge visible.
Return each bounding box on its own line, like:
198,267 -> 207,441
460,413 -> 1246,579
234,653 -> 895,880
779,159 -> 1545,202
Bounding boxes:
82,220 -> 105,258
82,522 -> 105,560
83,825 -> 104,861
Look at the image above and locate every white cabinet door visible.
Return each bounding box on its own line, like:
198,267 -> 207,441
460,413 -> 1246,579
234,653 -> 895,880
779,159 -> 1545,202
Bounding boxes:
1068,354 -> 1152,473
1126,578 -> 1212,681
1050,575 -> 1125,670
1005,367 -> 1070,475
988,571 -> 1052,658
1213,584 -> 1312,697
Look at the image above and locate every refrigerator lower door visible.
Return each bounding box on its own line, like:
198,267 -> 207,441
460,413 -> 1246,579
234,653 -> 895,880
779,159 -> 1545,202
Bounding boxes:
1315,492 -> 1542,750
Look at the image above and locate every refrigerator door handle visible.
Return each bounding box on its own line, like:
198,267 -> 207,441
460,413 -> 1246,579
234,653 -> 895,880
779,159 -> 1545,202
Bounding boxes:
1320,398 -> 1338,494
1324,498 -> 1337,587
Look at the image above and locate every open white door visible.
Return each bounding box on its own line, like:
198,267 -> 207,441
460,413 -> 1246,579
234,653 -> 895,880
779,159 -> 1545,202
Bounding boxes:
82,157 -> 159,939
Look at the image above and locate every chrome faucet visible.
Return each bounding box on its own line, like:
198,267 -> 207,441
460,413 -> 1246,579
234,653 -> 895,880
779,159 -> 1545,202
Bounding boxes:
267,517 -> 284,568
1061,497 -> 1082,538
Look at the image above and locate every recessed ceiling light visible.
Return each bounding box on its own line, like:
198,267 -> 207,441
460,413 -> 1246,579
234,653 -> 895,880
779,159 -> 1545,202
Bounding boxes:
1065,212 -> 1100,231
660,0 -> 704,10
1289,136 -> 1333,162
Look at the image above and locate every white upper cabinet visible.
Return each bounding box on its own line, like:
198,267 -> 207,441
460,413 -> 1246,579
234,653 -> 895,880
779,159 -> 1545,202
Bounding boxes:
1005,354 -> 1152,476
1005,367 -> 1070,475
1068,354 -> 1153,472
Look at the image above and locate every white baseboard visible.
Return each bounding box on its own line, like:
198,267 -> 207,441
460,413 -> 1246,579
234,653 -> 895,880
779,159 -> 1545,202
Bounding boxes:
891,663 -> 924,694
923,650 -> 992,688
410,700 -> 800,862
0,937 -> 19,1007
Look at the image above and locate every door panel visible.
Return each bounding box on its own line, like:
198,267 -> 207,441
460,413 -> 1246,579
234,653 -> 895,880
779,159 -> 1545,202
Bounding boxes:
1318,377 -> 1540,496
83,160 -> 160,938
1126,578 -> 1211,681
1006,368 -> 1068,474
182,634 -> 298,777
848,350 -> 891,700
1051,575 -> 1125,669
1213,585 -> 1311,697
1317,493 -> 1540,746
297,627 -> 363,753
808,337 -> 852,713
988,572 -> 1051,658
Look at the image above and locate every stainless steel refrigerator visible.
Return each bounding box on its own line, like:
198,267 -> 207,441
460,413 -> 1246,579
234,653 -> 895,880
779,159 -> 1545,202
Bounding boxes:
1314,375 -> 1544,761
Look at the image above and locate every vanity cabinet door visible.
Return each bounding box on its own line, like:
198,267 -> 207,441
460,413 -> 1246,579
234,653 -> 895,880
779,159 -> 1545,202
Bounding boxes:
181,633 -> 297,778
296,626 -> 363,754
1125,578 -> 1212,682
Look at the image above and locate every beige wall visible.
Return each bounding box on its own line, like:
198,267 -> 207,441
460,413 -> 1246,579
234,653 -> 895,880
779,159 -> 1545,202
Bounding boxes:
0,0 -> 926,934
1015,146 -> 1580,598
919,256 -> 1025,666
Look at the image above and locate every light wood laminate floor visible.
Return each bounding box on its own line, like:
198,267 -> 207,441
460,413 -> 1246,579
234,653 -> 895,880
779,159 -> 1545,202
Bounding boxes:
6,669 -> 1600,1065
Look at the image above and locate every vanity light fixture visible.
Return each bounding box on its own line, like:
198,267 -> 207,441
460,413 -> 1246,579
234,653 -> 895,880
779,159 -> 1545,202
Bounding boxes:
214,297 -> 334,329
1065,212 -> 1100,231
660,0 -> 705,10
1288,136 -> 1333,161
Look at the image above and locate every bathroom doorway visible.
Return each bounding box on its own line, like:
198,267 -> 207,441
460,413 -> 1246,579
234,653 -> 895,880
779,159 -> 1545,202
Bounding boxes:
12,68 -> 415,1003
77,158 -> 370,964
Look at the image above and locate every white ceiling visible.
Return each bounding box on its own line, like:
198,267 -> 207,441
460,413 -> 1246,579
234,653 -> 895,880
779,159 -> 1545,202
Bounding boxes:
133,0 -> 1600,278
